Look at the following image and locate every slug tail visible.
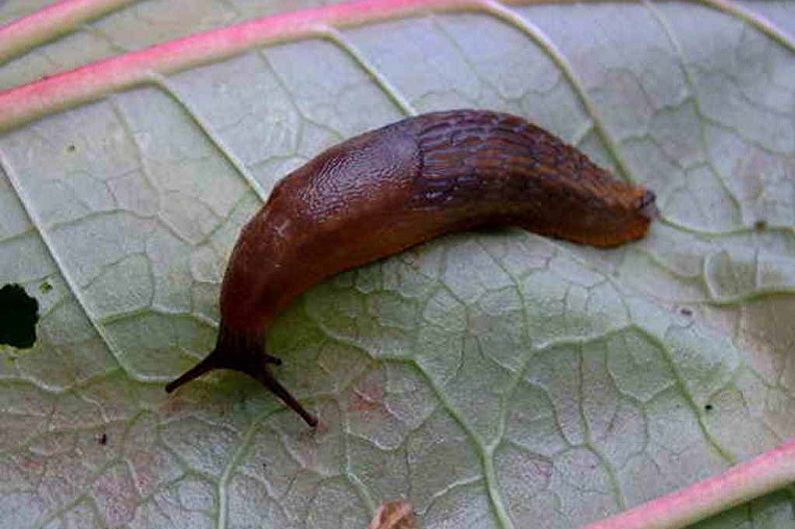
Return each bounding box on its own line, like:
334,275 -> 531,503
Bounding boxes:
165,348 -> 222,393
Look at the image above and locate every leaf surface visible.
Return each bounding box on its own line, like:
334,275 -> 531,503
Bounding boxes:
0,1 -> 793,529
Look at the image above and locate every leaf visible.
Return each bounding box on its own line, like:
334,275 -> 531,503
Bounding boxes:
0,1 -> 793,529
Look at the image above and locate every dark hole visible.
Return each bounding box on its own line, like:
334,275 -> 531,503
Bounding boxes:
98,433 -> 108,445
0,284 -> 39,349
704,404 -> 713,411
680,307 -> 693,317
754,220 -> 767,231
66,144 -> 76,153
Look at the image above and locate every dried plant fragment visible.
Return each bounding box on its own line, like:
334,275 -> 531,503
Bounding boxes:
368,501 -> 419,529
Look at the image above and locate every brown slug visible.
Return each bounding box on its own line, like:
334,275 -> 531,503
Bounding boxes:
165,109 -> 657,426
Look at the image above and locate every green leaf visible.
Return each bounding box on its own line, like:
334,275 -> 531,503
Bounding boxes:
0,1 -> 793,529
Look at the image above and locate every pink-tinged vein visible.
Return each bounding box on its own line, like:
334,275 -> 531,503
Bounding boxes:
0,0 -> 791,133
577,437 -> 795,529
0,0 -> 137,64
0,0 -> 563,133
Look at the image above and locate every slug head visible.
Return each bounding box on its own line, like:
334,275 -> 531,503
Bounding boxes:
165,325 -> 318,427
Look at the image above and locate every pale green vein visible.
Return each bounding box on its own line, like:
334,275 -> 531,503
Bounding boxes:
344,460 -> 378,518
151,74 -> 270,203
216,0 -> 243,19
498,235 -> 738,461
482,0 -> 636,183
322,27 -> 418,117
0,373 -> 137,431
423,474 -> 485,512
659,216 -> 794,238
31,407 -> 150,529
433,14 -> 508,100
33,479 -> 100,529
80,22 -> 130,57
255,47 -> 348,150
44,207 -> 155,232
309,300 -> 514,528
644,0 -> 744,224
703,288 -> 795,307
634,325 -> 736,464
98,306 -> 217,329
0,225 -> 39,244
470,239 -> 537,443
0,151 -> 143,381
340,378 -> 379,516
108,95 -> 166,213
409,360 -> 515,529
480,451 -> 513,528
529,326 -> 635,358
555,232 -> 746,463
687,100 -> 794,158
216,416 -> 271,529
578,346 -> 629,511
700,0 -> 795,53
571,121 -> 594,146
501,326 -> 633,449
618,247 -> 795,306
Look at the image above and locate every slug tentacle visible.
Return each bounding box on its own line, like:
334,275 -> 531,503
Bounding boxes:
165,349 -> 222,394
165,109 -> 656,427
249,369 -> 318,427
166,331 -> 316,426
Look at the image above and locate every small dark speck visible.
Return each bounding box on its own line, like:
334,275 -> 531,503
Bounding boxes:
262,462 -> 268,470
66,144 -> 76,153
704,404 -> 713,412
39,281 -> 53,293
680,307 -> 693,317
98,433 -> 108,445
754,220 -> 767,231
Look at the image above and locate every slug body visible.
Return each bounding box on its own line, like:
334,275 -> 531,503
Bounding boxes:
166,110 -> 657,426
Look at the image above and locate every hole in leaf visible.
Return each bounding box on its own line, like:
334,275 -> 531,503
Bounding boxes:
97,433 -> 108,445
0,283 -> 39,349
704,404 -> 713,411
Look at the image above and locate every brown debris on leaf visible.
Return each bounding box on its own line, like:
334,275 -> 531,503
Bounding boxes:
367,501 -> 419,529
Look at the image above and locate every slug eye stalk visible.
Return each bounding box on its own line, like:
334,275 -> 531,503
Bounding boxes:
166,346 -> 318,428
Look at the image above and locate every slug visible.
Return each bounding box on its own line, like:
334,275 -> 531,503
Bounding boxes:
165,109 -> 657,426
